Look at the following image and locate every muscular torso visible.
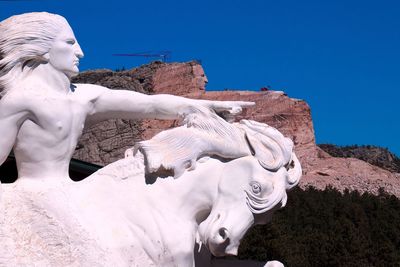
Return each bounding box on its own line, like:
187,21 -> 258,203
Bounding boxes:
4,85 -> 97,180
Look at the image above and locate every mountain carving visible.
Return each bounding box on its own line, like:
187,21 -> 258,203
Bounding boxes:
71,61 -> 400,197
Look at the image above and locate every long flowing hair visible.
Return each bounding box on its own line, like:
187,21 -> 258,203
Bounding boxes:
135,111 -> 302,213
135,109 -> 302,190
0,12 -> 67,96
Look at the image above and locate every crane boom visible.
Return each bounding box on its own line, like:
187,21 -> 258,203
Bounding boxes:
113,51 -> 171,62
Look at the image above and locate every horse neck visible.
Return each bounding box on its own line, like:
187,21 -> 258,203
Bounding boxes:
149,158 -> 223,222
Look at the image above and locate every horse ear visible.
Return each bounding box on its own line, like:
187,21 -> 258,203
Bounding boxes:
244,131 -> 281,171
240,120 -> 292,172
285,153 -> 302,190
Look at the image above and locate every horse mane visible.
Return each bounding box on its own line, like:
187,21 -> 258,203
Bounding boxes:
134,109 -> 301,185
132,109 -> 302,216
135,108 -> 252,178
236,120 -> 301,187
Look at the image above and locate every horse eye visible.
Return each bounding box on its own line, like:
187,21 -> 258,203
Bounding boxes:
250,181 -> 261,194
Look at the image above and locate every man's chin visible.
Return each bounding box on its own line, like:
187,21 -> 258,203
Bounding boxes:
70,71 -> 79,78
66,69 -> 79,79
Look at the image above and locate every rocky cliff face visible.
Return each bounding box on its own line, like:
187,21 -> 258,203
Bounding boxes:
71,61 -> 207,164
319,144 -> 400,173
72,61 -> 206,95
71,61 -> 400,197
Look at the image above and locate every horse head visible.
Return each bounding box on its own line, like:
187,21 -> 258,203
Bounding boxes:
197,120 -> 302,256
135,116 -> 301,259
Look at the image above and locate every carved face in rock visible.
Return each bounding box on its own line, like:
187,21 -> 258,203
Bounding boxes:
192,64 -> 208,91
198,156 -> 291,257
46,22 -> 84,78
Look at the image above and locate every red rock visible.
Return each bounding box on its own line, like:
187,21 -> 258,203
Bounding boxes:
72,61 -> 400,197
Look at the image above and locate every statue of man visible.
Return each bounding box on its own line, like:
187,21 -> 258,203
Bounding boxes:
0,12 -> 253,182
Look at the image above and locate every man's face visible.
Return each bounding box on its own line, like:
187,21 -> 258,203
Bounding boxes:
193,65 -> 208,91
47,23 -> 84,78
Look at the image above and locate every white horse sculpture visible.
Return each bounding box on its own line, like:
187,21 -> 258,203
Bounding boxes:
0,118 -> 301,267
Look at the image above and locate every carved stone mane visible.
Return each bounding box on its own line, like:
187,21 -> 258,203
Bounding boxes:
135,111 -> 301,190
136,111 -> 251,178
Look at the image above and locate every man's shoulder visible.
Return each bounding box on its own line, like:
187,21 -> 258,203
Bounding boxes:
0,89 -> 36,116
1,88 -> 33,106
72,83 -> 107,97
70,83 -> 107,104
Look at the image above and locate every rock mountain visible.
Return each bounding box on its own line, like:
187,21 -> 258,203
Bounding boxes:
71,61 -> 400,197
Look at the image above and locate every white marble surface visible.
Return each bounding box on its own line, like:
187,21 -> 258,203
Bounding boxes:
0,12 -> 253,183
0,12 -> 301,266
0,118 -> 301,266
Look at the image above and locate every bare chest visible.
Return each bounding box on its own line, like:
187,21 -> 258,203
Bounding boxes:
29,95 -> 89,138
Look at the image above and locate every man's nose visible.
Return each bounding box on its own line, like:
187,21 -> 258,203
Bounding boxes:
75,44 -> 84,58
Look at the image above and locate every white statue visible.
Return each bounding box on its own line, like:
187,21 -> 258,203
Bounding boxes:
0,12 -> 252,182
1,117 -> 301,266
0,12 -> 301,267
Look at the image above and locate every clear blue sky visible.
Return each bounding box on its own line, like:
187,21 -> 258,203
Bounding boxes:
1,0 -> 399,155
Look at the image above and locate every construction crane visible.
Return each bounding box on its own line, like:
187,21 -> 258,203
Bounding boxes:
112,51 -> 171,63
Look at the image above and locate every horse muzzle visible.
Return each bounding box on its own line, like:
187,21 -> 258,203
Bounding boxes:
200,218 -> 242,256
207,226 -> 239,256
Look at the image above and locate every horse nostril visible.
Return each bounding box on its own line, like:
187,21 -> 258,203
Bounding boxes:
218,227 -> 229,240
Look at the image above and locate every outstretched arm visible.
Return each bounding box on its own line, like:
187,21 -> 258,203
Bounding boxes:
76,84 -> 254,124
